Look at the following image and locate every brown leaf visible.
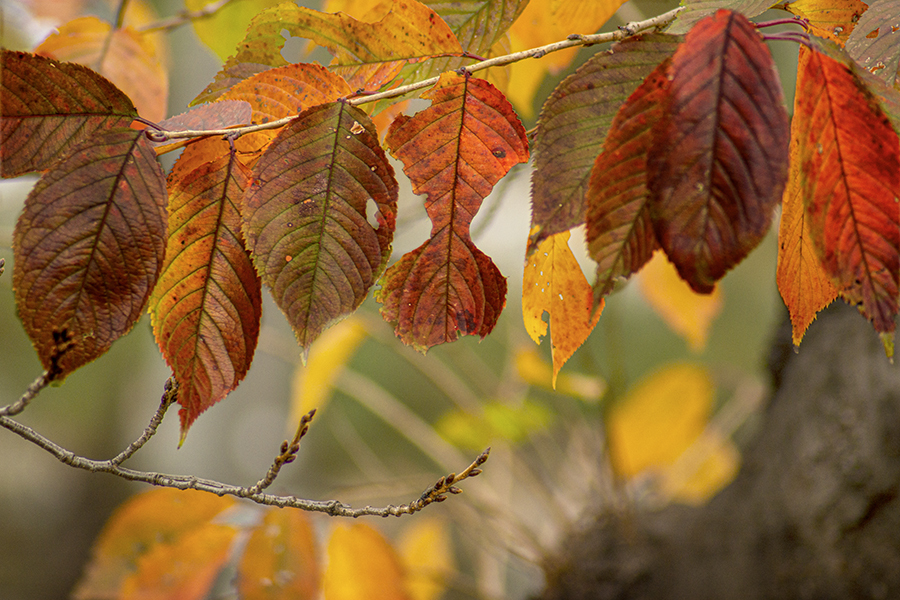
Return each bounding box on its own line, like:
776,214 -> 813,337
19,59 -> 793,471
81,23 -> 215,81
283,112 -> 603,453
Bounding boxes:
648,10 -> 789,293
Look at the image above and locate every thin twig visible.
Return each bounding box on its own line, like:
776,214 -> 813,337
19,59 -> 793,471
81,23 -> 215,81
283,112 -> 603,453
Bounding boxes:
243,409 -> 316,496
96,0 -> 130,71
0,257 -> 4,277
0,398 -> 489,517
139,0 -> 239,33
106,378 -> 178,466
145,7 -> 684,143
0,371 -> 52,417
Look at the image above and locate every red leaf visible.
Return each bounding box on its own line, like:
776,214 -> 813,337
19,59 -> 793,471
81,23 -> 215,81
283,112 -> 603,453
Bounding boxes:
13,129 -> 167,378
648,10 -> 789,293
585,59 -> 670,298
151,145 -> 262,438
0,49 -> 136,177
242,102 -> 397,354
379,73 -> 529,350
793,43 -> 900,336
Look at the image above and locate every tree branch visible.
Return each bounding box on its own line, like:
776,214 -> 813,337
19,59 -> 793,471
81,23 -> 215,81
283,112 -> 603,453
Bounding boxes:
0,379 -> 489,517
0,371 -> 52,417
144,7 -> 684,143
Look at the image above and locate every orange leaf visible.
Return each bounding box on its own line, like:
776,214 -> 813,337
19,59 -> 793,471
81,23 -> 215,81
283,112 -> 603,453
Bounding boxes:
238,509 -> 321,600
151,145 -> 262,438
324,523 -> 410,600
793,43 -> 900,342
648,10 -> 789,293
523,230 -> 602,386
638,252 -> 723,352
35,17 -> 168,122
776,134 -> 839,346
378,73 -> 529,350
74,489 -> 236,600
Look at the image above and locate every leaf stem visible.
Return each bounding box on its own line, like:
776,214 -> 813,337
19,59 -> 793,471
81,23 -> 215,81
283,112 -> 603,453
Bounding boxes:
96,0 -> 130,72
146,6 -> 684,143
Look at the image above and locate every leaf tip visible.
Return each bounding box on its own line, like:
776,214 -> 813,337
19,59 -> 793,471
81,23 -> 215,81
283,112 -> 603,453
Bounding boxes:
880,331 -> 895,362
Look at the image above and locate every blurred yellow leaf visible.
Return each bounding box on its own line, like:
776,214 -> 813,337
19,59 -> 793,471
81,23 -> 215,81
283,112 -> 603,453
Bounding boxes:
290,316 -> 368,424
34,16 -> 168,121
523,230 -> 602,387
638,251 -> 723,352
661,431 -> 741,505
74,489 -> 236,600
238,509 -> 321,600
187,0 -> 286,61
515,347 -> 606,401
437,399 -> 555,451
324,523 -> 411,600
398,519 -> 453,600
507,0 -> 628,117
607,363 -> 713,478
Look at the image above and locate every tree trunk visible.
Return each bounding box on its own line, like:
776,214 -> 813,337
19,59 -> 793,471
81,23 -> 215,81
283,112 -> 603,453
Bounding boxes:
540,303 -> 900,600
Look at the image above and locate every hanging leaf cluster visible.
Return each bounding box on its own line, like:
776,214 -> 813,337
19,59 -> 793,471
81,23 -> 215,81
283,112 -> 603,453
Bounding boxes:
4,0 -> 900,438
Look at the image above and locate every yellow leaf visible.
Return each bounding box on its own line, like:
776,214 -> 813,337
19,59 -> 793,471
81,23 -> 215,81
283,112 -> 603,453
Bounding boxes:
398,519 -> 453,600
324,524 -> 411,600
522,230 -> 602,387
34,17 -> 168,121
515,347 -> 606,401
776,132 -> 838,346
507,0 -> 628,116
74,489 -> 236,600
782,0 -> 867,44
638,251 -> 722,352
238,509 -> 321,600
607,363 -> 714,478
661,431 -> 741,505
323,0 -> 393,20
289,316 -> 368,424
187,0 -> 285,61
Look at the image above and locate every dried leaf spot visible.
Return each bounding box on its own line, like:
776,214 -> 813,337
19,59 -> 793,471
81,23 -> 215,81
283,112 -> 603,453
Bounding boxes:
492,148 -> 506,158
350,121 -> 364,135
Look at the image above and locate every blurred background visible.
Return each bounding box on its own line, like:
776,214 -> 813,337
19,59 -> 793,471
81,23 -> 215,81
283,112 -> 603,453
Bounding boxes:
0,0 -> 799,598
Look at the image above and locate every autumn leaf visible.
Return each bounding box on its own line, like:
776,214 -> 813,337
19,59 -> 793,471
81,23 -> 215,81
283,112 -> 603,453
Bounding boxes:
529,33 -> 682,253
776,134 -> 839,346
792,42 -> 900,342
398,519 -> 454,600
35,16 -> 168,121
0,49 -> 136,177
669,0 -> 772,34
437,399 -> 555,451
780,0 -> 867,44
242,102 -> 397,355
74,489 -> 236,600
846,0 -> 900,86
638,252 -> 723,352
186,0 -> 285,61
585,58 -> 670,298
523,230 -> 602,386
195,0 -> 460,102
237,509 -> 321,600
378,73 -> 528,350
607,363 -> 714,478
13,128 -> 167,378
150,146 -> 262,438
324,523 -> 411,600
660,430 -> 740,505
647,10 -> 789,293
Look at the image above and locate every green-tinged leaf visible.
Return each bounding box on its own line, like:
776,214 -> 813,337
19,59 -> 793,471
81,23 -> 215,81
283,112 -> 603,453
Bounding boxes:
324,524 -> 411,600
194,0 -> 460,103
186,0 -> 285,61
238,509 -> 321,600
648,10 -> 789,293
378,73 -> 528,350
793,43 -> 900,339
425,0 -> 528,72
35,17 -> 168,122
13,128 -> 167,378
242,102 -> 397,354
585,59 -> 670,298
437,399 -> 555,451
529,33 -> 682,253
669,0 -> 772,34
0,49 -> 136,177
847,0 -> 900,86
74,489 -> 236,600
151,145 -> 262,438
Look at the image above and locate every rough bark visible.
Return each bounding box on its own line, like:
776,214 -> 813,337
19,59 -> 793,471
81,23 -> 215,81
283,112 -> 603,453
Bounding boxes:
541,303 -> 900,600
